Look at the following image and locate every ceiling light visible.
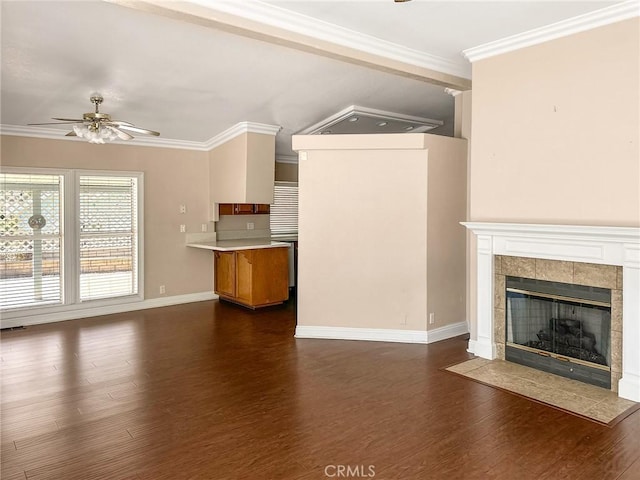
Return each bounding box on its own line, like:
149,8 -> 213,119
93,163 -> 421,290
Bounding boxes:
298,105 -> 443,136
73,124 -> 119,144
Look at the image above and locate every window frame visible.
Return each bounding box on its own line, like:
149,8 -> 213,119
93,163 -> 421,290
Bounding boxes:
0,166 -> 144,322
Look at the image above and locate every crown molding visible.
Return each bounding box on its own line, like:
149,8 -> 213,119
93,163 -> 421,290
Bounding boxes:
203,121 -> 281,150
463,0 -> 640,63
190,0 -> 471,79
1,122 -> 281,152
0,124 -> 209,150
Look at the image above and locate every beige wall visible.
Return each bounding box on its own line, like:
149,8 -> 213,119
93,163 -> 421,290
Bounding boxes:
293,133 -> 467,333
467,18 -> 639,343
209,133 -> 248,203
0,135 -> 214,299
209,132 -> 276,204
426,136 -> 468,329
470,18 -> 640,226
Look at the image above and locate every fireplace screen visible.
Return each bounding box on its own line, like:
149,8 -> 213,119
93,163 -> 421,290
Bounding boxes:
505,276 -> 611,388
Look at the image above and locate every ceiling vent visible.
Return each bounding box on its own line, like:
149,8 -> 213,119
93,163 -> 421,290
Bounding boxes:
297,105 -> 443,135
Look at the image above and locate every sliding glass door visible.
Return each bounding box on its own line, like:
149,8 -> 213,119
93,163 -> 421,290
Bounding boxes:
1,168 -> 143,317
0,172 -> 64,309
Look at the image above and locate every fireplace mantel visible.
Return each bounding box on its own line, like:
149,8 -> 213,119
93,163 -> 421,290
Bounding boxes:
462,222 -> 640,402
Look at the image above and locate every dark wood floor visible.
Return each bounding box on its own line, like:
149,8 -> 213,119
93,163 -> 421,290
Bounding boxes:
1,298 -> 639,480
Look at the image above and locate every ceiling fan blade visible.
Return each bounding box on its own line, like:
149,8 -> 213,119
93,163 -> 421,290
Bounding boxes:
28,121 -> 81,125
108,120 -> 134,127
65,131 -> 77,137
111,127 -> 134,141
116,124 -> 160,136
52,117 -> 85,122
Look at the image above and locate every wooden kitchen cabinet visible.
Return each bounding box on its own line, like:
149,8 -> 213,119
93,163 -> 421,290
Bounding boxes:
214,247 -> 289,308
218,203 -> 271,215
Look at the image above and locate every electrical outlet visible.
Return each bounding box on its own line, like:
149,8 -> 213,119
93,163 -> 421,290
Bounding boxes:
201,223 -> 208,232
429,313 -> 435,325
247,222 -> 255,230
180,224 -> 186,233
179,204 -> 186,214
159,285 -> 166,294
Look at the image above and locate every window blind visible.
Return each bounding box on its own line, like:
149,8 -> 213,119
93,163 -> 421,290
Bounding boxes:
79,175 -> 138,301
270,182 -> 298,236
0,173 -> 63,310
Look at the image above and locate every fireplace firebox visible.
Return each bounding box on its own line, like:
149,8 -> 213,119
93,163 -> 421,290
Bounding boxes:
505,276 -> 612,389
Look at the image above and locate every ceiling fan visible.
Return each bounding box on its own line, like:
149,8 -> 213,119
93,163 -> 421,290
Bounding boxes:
28,94 -> 160,144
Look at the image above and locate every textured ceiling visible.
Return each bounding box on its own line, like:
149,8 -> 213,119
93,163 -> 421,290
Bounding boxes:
0,0 -> 624,156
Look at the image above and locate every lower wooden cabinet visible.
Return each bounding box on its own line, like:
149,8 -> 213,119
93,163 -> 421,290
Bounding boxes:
214,247 -> 289,308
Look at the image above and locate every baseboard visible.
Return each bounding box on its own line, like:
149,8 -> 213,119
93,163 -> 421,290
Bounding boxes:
618,373 -> 640,403
467,338 -> 496,359
0,292 -> 218,329
295,321 -> 468,344
427,321 -> 469,343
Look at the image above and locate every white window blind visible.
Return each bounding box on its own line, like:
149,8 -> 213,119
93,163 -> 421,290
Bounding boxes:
0,173 -> 64,310
79,175 -> 139,301
270,181 -> 298,235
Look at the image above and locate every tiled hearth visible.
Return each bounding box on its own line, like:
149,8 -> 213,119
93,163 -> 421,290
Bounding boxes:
493,255 -> 622,391
462,223 -> 640,402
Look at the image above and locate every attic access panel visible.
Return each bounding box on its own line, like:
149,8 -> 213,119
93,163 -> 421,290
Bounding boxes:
297,105 -> 443,135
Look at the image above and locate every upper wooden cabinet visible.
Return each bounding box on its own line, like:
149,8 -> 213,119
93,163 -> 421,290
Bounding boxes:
218,203 -> 270,216
209,127 -> 279,205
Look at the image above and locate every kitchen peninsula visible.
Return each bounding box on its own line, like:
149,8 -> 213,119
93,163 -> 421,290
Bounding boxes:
187,238 -> 290,309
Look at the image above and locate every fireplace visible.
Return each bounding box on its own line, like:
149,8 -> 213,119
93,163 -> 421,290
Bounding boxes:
505,276 -> 612,389
462,222 -> 640,402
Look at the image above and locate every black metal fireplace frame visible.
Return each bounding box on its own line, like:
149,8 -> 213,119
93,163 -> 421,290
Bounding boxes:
505,276 -> 612,389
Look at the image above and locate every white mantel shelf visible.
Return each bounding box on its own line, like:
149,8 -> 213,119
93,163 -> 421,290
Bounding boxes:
462,222 -> 640,402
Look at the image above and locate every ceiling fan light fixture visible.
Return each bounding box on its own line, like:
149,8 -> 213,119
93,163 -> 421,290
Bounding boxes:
28,94 -> 160,144
73,123 -> 118,144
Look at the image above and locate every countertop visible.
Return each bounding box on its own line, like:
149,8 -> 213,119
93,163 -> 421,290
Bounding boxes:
186,237 -> 291,252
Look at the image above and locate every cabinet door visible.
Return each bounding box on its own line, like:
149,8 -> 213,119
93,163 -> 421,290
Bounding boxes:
214,251 -> 236,297
253,204 -> 270,214
218,204 -> 234,216
249,247 -> 289,305
235,250 -> 254,303
234,204 -> 255,215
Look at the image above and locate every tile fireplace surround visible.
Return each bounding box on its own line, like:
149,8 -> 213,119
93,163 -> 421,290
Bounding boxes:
462,223 -> 640,402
